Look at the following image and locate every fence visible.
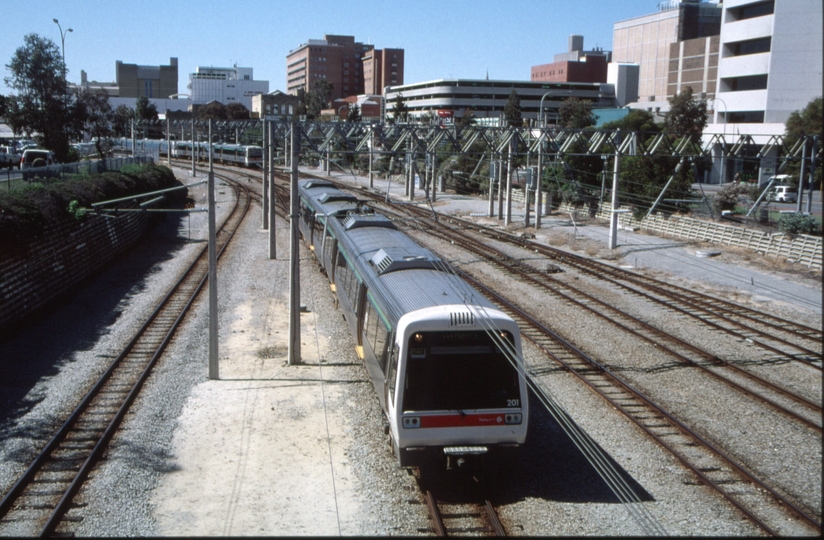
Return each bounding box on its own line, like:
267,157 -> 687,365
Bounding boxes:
0,156 -> 154,191
559,200 -> 822,270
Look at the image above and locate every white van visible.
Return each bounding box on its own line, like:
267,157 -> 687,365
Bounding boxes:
768,185 -> 798,203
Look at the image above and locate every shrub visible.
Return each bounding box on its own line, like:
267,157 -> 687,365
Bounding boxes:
0,164 -> 181,254
777,213 -> 821,236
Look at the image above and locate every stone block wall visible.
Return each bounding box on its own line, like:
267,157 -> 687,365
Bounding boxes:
0,207 -> 151,332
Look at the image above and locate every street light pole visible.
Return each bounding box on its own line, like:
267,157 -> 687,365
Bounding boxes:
539,91 -> 552,127
52,19 -> 72,77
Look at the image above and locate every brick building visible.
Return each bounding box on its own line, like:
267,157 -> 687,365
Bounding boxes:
531,35 -> 611,84
286,35 -> 404,102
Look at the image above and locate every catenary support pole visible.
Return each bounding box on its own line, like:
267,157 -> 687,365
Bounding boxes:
262,120 -> 269,229
505,138 -> 513,226
535,139 -> 543,229
609,152 -> 621,249
431,153 -> 437,202
809,136 -> 818,210
166,117 -> 171,166
208,119 -> 218,379
368,130 -> 374,189
488,156 -> 495,217
191,119 -> 196,177
269,120 -> 276,259
288,123 -> 301,366
497,155 -> 504,220
796,140 -> 806,213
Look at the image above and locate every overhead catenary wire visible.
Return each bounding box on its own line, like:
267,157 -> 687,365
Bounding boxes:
425,253 -> 669,536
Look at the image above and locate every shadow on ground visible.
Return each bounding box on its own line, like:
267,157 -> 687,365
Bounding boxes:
0,215 -> 189,439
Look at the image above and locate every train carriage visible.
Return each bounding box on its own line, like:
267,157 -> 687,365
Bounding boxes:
298,179 -> 529,471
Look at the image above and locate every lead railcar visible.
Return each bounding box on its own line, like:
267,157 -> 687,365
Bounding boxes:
299,179 -> 529,472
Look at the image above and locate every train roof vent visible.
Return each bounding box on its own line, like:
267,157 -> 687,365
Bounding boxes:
304,180 -> 335,189
371,248 -> 442,275
319,192 -> 358,203
450,311 -> 475,326
343,214 -> 397,231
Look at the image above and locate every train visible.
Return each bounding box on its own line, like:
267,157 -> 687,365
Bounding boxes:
297,178 -> 529,472
111,138 -> 263,168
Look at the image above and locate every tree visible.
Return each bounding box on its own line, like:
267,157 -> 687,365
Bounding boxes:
4,33 -> 74,161
306,80 -> 334,118
784,96 -> 822,189
389,93 -> 409,124
227,102 -> 250,120
0,94 -> 6,119
559,97 -> 596,129
785,96 -> 822,143
75,88 -> 113,157
601,109 -> 660,136
112,105 -> 134,137
456,108 -> 476,127
504,90 -> 522,127
346,103 -> 361,123
664,87 -> 707,139
197,101 -> 228,120
135,96 -> 159,121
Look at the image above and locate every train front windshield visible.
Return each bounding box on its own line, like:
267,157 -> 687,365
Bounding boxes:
248,148 -> 263,159
402,330 -> 522,412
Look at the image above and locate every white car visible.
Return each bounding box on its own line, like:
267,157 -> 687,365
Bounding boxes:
768,185 -> 798,203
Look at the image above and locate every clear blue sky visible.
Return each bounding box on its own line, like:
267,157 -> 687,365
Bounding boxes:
2,0 -> 659,97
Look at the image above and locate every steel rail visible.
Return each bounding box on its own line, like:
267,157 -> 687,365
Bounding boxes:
459,270 -> 821,535
394,209 -> 823,431
0,171 -> 251,536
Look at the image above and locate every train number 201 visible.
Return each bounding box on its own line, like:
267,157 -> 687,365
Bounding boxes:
507,399 -> 520,407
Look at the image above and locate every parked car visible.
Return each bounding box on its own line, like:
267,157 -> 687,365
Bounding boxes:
0,145 -> 22,170
768,185 -> 798,203
20,148 -> 56,169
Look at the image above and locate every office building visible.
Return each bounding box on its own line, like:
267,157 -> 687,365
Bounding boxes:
613,1 -> 721,109
531,35 -> 611,84
286,35 -> 404,101
188,66 -> 269,110
116,57 -> 179,99
252,90 -> 301,120
362,48 -> 404,95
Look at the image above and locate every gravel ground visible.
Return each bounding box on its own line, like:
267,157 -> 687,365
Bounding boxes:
0,167 -> 820,536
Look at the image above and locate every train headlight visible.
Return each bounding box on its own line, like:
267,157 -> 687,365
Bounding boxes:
505,413 -> 522,425
413,333 -> 424,343
402,416 -> 421,429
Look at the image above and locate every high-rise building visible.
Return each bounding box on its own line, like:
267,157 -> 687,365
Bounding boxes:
187,66 -> 269,110
362,48 -> 404,95
612,1 -> 721,106
286,35 -> 404,101
703,0 -> 823,184
116,57 -> 179,99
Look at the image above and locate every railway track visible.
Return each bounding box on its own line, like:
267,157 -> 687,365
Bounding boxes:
457,270 -> 821,536
321,182 -> 822,434
424,490 -> 506,536
0,169 -> 252,536
293,172 -> 821,534
311,173 -> 822,367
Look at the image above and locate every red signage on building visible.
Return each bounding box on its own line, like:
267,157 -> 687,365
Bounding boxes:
437,109 -> 454,118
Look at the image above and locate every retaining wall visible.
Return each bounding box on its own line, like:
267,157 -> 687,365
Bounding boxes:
0,207 -> 151,332
558,200 -> 822,270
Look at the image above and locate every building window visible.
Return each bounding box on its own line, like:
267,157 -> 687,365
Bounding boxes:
722,74 -> 768,92
727,0 -> 774,22
726,37 -> 771,57
725,110 -> 765,123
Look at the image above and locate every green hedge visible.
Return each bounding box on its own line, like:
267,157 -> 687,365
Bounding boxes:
0,164 -> 184,253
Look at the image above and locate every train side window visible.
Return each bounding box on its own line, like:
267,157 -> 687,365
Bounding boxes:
363,300 -> 378,352
375,321 -> 389,372
387,343 -> 399,402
